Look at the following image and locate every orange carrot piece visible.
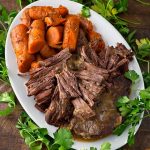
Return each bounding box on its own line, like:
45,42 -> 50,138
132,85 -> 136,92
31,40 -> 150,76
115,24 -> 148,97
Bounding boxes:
45,15 -> 66,27
29,6 -> 54,20
11,24 -> 35,73
20,8 -> 31,28
30,61 -> 40,71
62,15 -> 80,52
46,26 -> 63,49
40,44 -> 56,58
28,20 -> 45,54
54,5 -> 69,17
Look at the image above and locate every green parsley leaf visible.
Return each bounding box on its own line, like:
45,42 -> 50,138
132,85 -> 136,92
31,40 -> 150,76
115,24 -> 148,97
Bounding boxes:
124,70 -> 139,83
100,142 -> 111,150
140,87 -> 150,100
0,59 -> 9,83
0,92 -> 16,116
127,30 -> 136,46
136,38 -> 150,58
127,126 -> 135,145
116,96 -> 130,116
54,128 -> 74,150
115,0 -> 128,13
81,6 -> 91,18
16,0 -> 23,10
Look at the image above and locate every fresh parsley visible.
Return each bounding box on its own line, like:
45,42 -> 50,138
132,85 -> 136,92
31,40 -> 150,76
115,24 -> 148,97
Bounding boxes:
124,70 -> 140,83
0,59 -> 9,83
81,6 -> 91,18
0,92 -> 16,116
16,112 -> 74,150
136,38 -> 150,59
100,142 -> 111,150
53,128 -> 74,150
0,4 -> 17,84
114,87 -> 150,145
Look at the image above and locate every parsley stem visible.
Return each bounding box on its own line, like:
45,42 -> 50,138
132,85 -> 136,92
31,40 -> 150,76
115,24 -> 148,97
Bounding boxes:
136,0 -> 150,6
105,0 -> 112,18
0,21 -> 7,31
143,113 -> 150,119
137,57 -> 150,73
118,17 -> 140,25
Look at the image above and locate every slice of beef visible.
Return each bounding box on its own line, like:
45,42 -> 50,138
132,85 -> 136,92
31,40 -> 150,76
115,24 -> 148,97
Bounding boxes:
45,87 -> 59,125
35,102 -> 50,113
56,74 -> 68,99
40,48 -> 72,67
27,77 -> 55,96
72,98 -> 95,120
57,72 -> 80,98
83,62 -> 109,79
45,86 -> 73,126
79,83 -> 95,107
110,75 -> 131,99
26,71 -> 55,89
81,80 -> 105,97
35,87 -> 54,104
62,69 -> 81,96
80,46 -> 92,63
29,55 -> 69,81
107,54 -> 120,70
116,43 -> 133,60
75,70 -> 104,84
109,58 -> 129,72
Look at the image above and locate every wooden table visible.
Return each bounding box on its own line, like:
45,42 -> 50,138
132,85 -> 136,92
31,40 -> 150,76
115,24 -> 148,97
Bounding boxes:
0,0 -> 150,150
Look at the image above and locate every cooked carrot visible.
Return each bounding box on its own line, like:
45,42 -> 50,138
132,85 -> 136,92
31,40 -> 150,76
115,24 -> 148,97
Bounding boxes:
11,24 -> 35,73
45,14 -> 66,27
62,15 -> 80,52
29,6 -> 68,20
46,26 -> 63,49
30,61 -> 40,71
28,20 -> 45,54
30,54 -> 43,71
54,5 -> 68,17
89,30 -> 105,51
20,8 -> 31,28
29,6 -> 54,20
79,15 -> 93,32
40,44 -> 56,58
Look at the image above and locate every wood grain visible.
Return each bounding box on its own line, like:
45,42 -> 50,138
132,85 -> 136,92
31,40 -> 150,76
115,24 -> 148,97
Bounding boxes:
0,0 -> 150,150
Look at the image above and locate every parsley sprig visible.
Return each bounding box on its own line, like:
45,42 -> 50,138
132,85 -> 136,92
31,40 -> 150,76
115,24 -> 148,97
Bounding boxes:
16,112 -> 74,150
124,70 -> 140,83
114,87 -> 150,145
0,92 -> 16,116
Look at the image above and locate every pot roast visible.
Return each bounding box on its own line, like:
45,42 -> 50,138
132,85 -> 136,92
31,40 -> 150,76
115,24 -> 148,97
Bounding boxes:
26,22 -> 133,140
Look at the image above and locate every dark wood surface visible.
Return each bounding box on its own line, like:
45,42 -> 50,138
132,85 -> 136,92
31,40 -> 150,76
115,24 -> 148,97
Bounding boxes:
0,0 -> 150,150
